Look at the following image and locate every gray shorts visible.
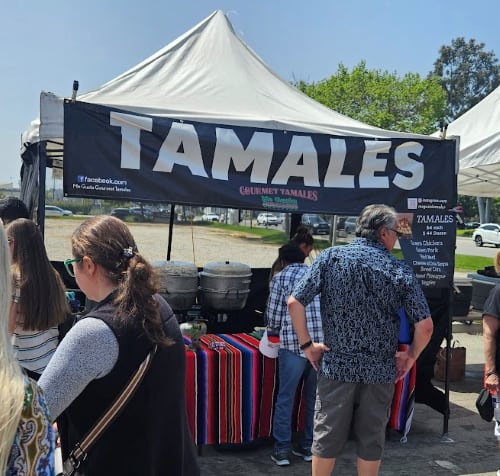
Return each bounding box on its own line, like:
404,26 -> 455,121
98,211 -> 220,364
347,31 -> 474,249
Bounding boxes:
312,376 -> 395,461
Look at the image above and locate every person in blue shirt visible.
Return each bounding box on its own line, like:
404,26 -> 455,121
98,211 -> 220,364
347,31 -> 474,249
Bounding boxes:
288,204 -> 433,476
266,243 -> 323,467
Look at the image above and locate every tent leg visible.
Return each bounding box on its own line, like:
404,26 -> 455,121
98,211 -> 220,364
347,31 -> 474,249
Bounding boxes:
442,285 -> 453,437
38,142 -> 47,237
166,203 -> 175,261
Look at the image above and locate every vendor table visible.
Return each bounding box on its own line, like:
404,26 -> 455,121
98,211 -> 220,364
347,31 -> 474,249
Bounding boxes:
184,334 -> 415,446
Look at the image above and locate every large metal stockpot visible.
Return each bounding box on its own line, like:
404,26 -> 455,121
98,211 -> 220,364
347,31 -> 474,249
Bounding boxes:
152,260 -> 199,311
199,261 -> 252,311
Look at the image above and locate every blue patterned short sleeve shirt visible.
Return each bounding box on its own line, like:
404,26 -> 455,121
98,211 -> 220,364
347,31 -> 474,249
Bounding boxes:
292,238 -> 430,384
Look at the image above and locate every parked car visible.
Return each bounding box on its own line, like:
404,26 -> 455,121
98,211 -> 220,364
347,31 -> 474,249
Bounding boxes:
110,208 -> 132,220
45,205 -> 73,216
472,223 -> 500,247
256,213 -> 279,226
301,214 -> 330,235
129,206 -> 154,221
465,221 -> 481,229
152,208 -> 171,222
201,213 -> 219,222
343,216 -> 358,234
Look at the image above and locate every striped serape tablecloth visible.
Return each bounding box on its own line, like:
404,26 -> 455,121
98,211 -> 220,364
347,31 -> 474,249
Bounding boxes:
184,333 -> 304,445
184,334 -> 410,446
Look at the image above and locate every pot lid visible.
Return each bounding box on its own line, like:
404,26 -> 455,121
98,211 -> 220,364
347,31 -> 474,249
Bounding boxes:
201,260 -> 252,276
152,260 -> 198,276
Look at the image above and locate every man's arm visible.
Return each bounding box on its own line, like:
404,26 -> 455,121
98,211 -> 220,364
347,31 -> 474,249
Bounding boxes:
395,316 -> 433,381
483,314 -> 500,394
408,316 -> 434,360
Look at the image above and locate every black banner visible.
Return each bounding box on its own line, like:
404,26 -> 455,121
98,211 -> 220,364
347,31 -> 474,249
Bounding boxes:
63,101 -> 457,215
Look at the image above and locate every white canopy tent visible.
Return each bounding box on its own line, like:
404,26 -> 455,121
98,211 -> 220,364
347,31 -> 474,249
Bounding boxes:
21,9 -> 452,221
444,85 -> 500,197
22,10 -> 437,155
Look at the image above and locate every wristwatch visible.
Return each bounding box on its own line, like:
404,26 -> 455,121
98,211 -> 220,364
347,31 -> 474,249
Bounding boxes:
486,370 -> 498,378
299,340 -> 313,351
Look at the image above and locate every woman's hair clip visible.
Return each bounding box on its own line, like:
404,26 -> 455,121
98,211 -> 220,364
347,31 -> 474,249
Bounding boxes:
122,246 -> 135,259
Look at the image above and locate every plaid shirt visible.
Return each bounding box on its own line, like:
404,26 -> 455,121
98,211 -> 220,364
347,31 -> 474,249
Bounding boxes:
266,263 -> 323,355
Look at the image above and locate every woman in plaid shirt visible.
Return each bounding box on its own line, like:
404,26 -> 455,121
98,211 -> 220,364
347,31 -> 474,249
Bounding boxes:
266,243 -> 323,467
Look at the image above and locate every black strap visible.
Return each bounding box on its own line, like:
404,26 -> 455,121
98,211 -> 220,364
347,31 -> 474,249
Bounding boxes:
63,345 -> 157,475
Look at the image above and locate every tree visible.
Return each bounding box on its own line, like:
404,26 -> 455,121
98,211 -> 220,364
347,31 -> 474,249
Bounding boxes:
295,61 -> 446,134
431,37 -> 500,122
457,194 -> 479,220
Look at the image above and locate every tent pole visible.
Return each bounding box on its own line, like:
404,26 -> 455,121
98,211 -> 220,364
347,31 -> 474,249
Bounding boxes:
441,154 -> 459,441
331,215 -> 339,246
38,142 -> 47,238
166,203 -> 175,261
440,285 -> 453,442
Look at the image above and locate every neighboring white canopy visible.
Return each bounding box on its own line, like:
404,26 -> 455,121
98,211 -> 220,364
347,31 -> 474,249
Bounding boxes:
22,9 -> 438,155
444,85 -> 500,197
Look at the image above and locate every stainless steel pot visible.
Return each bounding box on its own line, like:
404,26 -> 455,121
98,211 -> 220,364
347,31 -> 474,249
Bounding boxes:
153,260 -> 199,311
199,261 -> 252,310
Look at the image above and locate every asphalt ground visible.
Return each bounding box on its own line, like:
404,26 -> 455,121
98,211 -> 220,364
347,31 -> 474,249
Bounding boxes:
197,321 -> 500,476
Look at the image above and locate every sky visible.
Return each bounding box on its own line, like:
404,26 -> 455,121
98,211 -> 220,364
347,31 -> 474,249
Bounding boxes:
1,0 -> 499,186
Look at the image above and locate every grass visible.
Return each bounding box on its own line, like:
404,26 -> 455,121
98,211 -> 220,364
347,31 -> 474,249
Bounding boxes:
208,222 -> 493,273
210,222 -> 289,243
453,255 -> 494,273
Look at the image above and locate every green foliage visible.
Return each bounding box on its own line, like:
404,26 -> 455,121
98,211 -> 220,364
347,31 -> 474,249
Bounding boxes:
488,198 -> 500,223
457,195 -> 479,220
431,37 -> 500,121
456,195 -> 500,223
295,61 -> 446,134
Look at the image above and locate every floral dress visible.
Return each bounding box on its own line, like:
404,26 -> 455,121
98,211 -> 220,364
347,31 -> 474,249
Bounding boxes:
7,376 -> 56,475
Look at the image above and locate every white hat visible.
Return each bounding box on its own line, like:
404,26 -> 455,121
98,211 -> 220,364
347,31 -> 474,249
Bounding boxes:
258,329 -> 280,359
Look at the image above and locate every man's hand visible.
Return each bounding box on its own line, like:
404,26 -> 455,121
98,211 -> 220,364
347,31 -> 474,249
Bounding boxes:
485,372 -> 500,395
395,348 -> 416,382
304,342 -> 330,371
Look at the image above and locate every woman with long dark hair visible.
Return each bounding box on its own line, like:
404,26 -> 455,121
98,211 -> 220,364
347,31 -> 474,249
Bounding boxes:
6,218 -> 69,378
39,215 -> 199,475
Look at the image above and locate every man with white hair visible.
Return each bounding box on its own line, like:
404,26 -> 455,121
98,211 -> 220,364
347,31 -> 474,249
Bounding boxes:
288,204 -> 433,476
